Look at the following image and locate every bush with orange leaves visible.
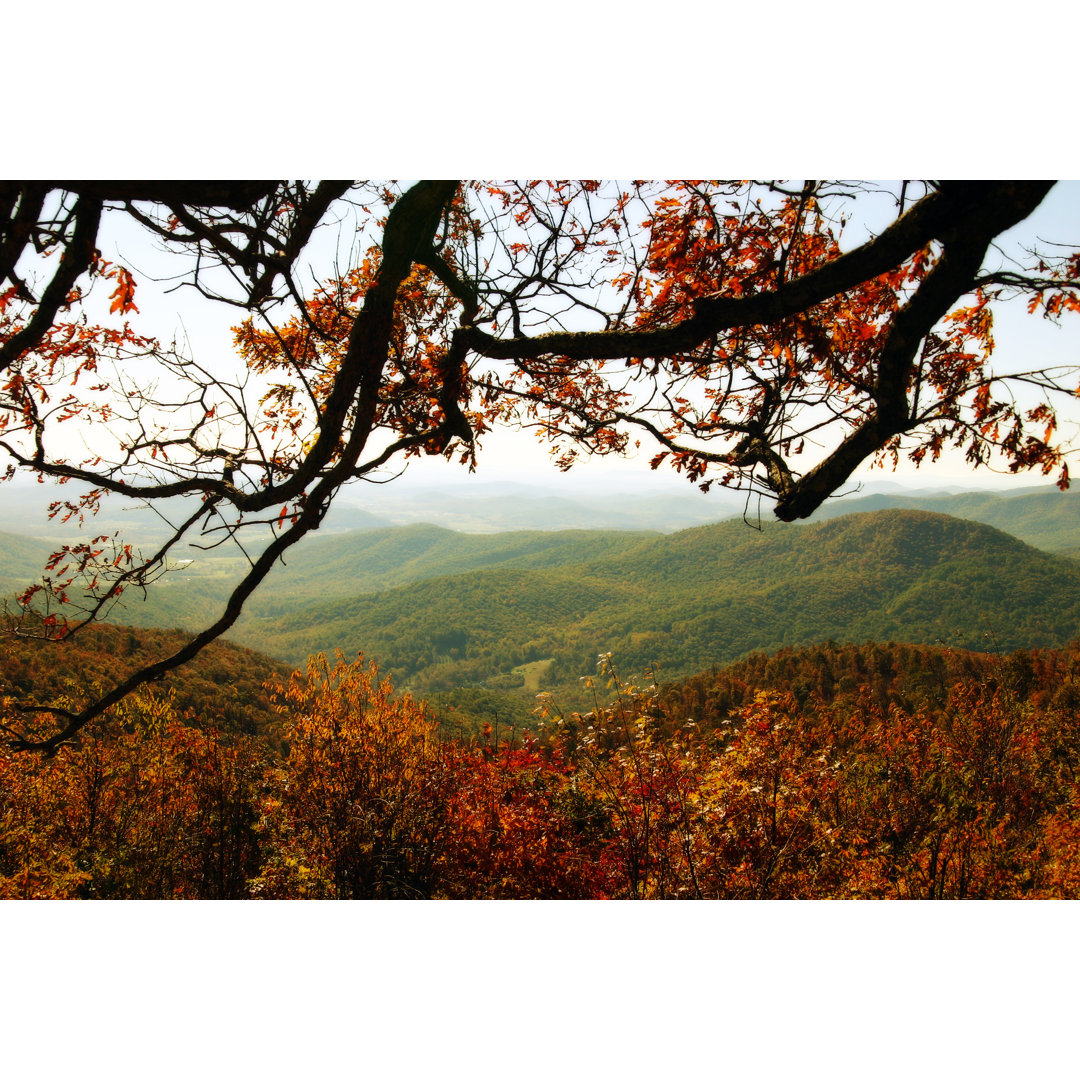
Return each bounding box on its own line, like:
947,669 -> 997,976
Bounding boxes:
251,654 -> 452,899
0,689 -> 265,899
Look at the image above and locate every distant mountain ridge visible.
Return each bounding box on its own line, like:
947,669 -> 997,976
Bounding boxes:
5,471 -> 1076,545
0,475 -> 746,540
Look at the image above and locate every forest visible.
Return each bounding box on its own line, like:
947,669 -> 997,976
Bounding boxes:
8,498 -> 1080,738
230,507 -> 1080,698
4,628 -> 1080,899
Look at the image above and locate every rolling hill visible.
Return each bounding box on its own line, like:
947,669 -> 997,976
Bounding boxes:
7,491 -> 1080,718
811,484 -> 1080,555
221,510 -> 1080,705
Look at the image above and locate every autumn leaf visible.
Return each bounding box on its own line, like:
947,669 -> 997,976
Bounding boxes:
108,267 -> 139,315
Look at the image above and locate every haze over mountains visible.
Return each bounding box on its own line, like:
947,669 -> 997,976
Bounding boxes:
0,472 -> 751,541
0,470 -> 1042,541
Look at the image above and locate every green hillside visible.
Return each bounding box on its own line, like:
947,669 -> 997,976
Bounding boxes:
0,524 -> 662,631
813,484 -> 1080,555
0,532 -> 251,633
232,524 -> 660,617
8,506 -> 1080,721
0,532 -> 73,600
6,482 -> 1079,639
225,510 -> 1080,705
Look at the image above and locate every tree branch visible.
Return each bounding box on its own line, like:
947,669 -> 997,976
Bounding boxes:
459,183 -> 1055,365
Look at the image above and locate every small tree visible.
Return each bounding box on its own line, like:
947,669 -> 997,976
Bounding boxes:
254,654 -> 448,899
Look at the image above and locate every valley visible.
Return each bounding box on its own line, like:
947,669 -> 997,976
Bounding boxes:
3,482 -> 1080,729
5,482 -> 1080,899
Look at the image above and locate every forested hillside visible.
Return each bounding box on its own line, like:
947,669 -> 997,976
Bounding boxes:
812,484 -> 1080,556
7,484 -> 1080,645
7,505 -> 1080,736
0,620 -> 288,745
224,525 -> 661,617
224,511 -> 1080,707
0,524 -> 662,634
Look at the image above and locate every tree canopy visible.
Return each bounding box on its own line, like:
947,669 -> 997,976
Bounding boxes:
2,180 -> 1079,751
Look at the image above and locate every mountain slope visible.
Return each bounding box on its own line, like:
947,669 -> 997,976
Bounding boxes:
0,620 -> 288,742
8,508 -> 1080,709
812,484 -> 1080,555
234,524 -> 660,617
0,524 -> 664,631
228,510 -> 1080,698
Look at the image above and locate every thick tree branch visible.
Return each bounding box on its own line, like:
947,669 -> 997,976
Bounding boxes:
0,195 -> 102,374
459,183 -> 1055,365
53,181 -> 280,210
772,185 -> 1051,520
247,180 -> 353,306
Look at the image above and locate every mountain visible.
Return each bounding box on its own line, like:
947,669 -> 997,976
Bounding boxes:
0,474 -> 743,541
0,479 -> 394,545
224,510 -> 1080,702
810,484 -> 1080,555
0,524 -> 663,631
228,524 -> 662,617
0,620 -> 288,743
8,484 -> 1080,718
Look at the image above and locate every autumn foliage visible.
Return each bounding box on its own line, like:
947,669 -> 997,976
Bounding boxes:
0,692 -> 265,899
5,642 -> 1080,899
251,655 -> 448,899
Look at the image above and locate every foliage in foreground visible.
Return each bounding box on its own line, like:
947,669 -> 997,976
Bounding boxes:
4,645 -> 1080,899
